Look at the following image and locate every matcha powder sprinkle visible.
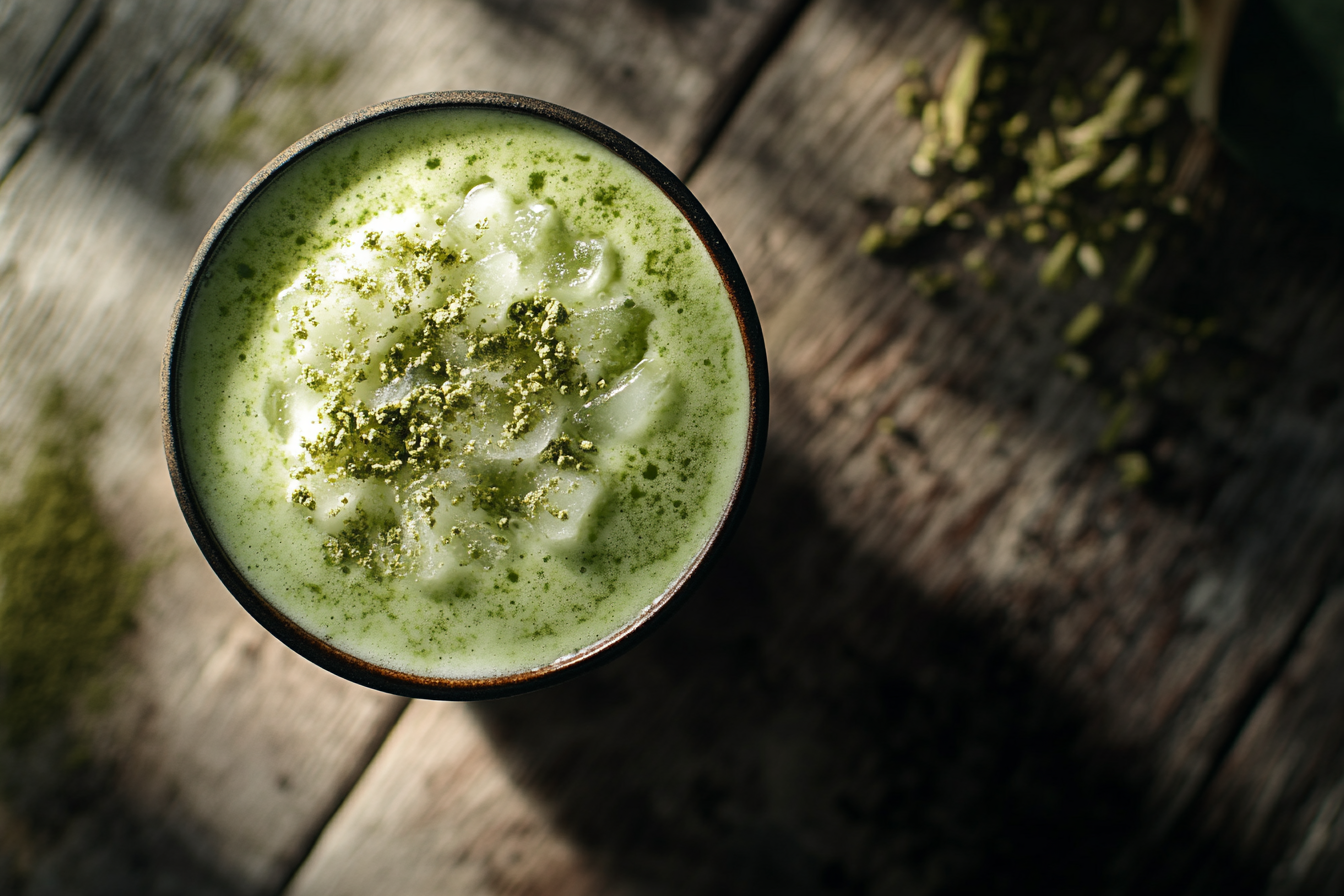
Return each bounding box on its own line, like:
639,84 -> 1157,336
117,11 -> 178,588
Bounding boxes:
0,396 -> 142,744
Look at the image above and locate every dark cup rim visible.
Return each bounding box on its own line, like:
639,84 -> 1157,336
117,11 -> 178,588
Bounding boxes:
161,91 -> 768,700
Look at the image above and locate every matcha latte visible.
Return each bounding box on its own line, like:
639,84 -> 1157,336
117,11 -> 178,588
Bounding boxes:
164,94 -> 765,695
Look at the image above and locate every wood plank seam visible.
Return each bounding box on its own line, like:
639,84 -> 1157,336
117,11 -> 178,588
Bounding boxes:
0,0 -> 102,185
268,5 -> 831,889
677,1 -> 1344,887
269,697 -> 411,896
0,113 -> 40,185
1138,568 -> 1344,887
681,0 -> 814,180
17,0 -> 104,116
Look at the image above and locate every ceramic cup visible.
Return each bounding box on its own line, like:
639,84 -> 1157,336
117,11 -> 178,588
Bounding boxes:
162,92 -> 767,699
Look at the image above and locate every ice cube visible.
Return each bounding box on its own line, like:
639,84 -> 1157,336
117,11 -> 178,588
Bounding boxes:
470,248 -> 526,317
448,183 -> 514,249
301,478 -> 395,537
571,299 -> 654,383
577,356 -> 679,440
282,377 -> 323,456
410,537 -> 469,586
509,202 -> 564,256
404,510 -> 471,586
546,238 -> 612,295
264,378 -> 295,442
374,368 -> 430,406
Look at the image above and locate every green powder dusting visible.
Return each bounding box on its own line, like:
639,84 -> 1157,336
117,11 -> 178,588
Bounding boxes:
179,110 -> 752,678
0,390 -> 143,744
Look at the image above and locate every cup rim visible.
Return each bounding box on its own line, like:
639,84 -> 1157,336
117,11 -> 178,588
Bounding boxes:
161,91 -> 768,700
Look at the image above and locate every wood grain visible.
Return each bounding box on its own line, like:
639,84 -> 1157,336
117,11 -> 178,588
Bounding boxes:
0,127 -> 407,893
4,0 -> 1344,891
42,0 -> 803,242
275,0 -> 1344,883
1153,582 -> 1344,895
286,701 -> 614,896
0,0 -> 803,892
0,0 -> 89,181
670,0 -> 1344,886
0,0 -> 82,125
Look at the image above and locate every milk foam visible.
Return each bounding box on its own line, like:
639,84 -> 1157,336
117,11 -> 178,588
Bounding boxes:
177,109 -> 750,679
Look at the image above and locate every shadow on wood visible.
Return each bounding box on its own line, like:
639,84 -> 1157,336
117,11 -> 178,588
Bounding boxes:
0,730 -> 246,895
473,445 -> 1270,895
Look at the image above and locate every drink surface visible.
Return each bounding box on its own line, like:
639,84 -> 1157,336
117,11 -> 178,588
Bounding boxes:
177,108 -> 751,679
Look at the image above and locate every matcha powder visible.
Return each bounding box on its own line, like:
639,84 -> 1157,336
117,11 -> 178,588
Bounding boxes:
0,394 -> 142,744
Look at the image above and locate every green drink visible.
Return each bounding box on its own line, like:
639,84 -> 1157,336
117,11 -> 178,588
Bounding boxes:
164,94 -> 766,696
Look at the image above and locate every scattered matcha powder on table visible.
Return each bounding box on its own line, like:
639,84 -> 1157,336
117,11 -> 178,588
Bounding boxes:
0,392 -> 143,744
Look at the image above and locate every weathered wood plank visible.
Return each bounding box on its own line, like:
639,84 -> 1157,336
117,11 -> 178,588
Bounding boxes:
0,0 -> 803,891
240,0 -> 1321,891
0,0 -> 83,125
1151,581 -> 1344,895
0,0 -> 92,180
677,0 -> 1344,886
0,135 -> 407,893
43,0 -> 804,242
285,701 -> 612,896
285,0 -> 1344,891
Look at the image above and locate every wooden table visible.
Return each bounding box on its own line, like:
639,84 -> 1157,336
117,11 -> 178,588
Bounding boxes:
2,1 -> 1342,893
